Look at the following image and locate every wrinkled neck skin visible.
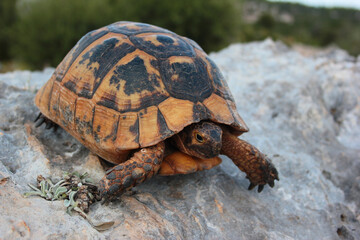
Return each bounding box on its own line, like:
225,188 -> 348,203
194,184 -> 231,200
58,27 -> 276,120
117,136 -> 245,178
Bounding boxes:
171,121 -> 223,159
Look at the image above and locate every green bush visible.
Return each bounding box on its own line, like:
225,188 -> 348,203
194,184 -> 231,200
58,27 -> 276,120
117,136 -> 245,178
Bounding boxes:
121,0 -> 238,52
11,0 -> 238,69
8,0 -> 360,70
244,0 -> 360,56
12,0 -> 115,69
0,0 -> 17,60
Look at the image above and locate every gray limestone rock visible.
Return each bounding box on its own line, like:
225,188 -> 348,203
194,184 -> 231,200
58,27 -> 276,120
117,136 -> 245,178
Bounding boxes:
0,39 -> 359,239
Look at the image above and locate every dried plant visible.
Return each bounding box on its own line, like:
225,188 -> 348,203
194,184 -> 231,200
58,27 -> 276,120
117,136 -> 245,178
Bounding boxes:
24,172 -> 114,231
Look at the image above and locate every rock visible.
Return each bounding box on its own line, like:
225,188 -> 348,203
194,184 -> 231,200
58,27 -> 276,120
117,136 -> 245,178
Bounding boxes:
0,39 -> 359,239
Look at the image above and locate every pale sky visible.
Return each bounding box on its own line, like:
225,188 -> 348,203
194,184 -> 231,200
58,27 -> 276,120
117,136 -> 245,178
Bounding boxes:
268,0 -> 360,10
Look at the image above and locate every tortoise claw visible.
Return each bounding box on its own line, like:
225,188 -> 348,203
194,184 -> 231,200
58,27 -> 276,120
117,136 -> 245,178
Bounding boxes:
45,122 -> 52,129
248,182 -> 256,190
269,179 -> 275,188
257,184 -> 264,193
35,118 -> 45,127
34,112 -> 58,131
34,112 -> 42,122
269,164 -> 279,181
247,160 -> 279,192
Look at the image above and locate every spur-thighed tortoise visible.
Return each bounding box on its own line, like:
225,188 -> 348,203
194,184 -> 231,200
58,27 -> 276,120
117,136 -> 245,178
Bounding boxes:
34,21 -> 279,199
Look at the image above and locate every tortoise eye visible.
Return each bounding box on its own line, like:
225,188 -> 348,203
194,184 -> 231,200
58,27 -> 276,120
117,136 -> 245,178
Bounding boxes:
195,133 -> 204,143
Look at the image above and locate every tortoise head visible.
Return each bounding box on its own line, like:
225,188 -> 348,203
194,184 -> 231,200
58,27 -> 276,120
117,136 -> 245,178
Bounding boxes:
172,121 -> 223,159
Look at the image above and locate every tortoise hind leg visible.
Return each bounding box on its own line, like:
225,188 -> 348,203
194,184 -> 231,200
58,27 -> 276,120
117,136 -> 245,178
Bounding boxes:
159,151 -> 222,176
34,112 -> 58,131
99,142 -> 165,200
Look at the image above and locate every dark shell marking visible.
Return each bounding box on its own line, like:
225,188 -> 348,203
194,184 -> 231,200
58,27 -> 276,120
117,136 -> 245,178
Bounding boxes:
130,33 -> 195,59
160,57 -> 213,102
112,56 -> 160,96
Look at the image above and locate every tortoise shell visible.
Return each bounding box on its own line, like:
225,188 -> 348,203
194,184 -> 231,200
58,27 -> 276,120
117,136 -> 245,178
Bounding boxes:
35,21 -> 248,164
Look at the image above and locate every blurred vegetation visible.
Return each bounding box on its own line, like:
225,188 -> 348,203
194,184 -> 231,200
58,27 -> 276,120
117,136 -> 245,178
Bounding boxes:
239,0 -> 360,55
8,0 -> 239,69
1,0 -> 359,70
0,0 -> 17,60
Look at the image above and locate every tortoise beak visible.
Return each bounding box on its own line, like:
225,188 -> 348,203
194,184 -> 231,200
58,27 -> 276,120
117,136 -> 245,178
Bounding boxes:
211,142 -> 222,157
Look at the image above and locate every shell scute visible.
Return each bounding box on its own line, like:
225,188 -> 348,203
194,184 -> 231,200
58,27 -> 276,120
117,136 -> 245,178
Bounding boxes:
138,106 -> 166,147
62,34 -> 136,98
92,49 -> 169,113
93,105 -> 119,150
205,56 -> 233,101
158,97 -> 195,132
115,112 -> 139,150
130,33 -> 195,59
160,56 -> 213,102
116,56 -> 159,95
49,81 -> 61,118
56,27 -> 109,82
74,97 -> 94,142
58,87 -> 77,130
203,93 -> 235,125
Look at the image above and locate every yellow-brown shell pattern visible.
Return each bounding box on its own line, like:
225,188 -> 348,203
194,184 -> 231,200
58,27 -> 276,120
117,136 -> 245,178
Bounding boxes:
35,21 -> 248,164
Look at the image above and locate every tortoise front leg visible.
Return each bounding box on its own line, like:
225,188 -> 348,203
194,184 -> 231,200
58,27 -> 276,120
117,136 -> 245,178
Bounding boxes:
99,142 -> 165,199
221,130 -> 279,192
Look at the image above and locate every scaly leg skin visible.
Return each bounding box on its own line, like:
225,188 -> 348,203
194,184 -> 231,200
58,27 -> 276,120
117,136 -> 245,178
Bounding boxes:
221,130 -> 279,192
99,142 -> 165,200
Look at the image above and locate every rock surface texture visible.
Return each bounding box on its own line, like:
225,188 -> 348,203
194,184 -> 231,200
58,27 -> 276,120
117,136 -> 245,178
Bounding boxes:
1,39 -> 359,239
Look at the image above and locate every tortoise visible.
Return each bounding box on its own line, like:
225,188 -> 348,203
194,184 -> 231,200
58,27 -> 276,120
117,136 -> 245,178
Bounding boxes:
34,21 -> 279,199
